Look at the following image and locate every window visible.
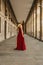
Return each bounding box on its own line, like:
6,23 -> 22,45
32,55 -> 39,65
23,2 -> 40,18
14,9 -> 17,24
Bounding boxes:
37,1 -> 40,39
0,17 -> 1,33
42,0 -> 43,40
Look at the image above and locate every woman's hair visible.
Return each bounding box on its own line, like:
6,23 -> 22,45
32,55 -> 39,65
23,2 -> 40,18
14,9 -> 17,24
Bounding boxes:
18,24 -> 22,30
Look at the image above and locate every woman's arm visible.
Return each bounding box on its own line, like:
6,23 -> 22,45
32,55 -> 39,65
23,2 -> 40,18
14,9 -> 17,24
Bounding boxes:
21,29 -> 24,37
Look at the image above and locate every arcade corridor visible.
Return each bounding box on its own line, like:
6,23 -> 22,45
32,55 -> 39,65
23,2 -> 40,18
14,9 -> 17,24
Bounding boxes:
0,0 -> 43,65
0,34 -> 43,65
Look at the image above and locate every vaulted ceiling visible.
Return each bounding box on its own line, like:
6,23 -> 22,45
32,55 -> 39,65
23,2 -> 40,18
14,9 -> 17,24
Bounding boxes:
10,0 -> 34,23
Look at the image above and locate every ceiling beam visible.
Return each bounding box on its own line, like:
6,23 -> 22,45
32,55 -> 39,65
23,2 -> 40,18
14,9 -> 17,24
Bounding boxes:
5,0 -> 18,24
25,0 -> 38,24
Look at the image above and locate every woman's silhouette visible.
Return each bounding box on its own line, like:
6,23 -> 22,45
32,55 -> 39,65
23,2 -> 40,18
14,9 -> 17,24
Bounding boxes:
15,24 -> 26,51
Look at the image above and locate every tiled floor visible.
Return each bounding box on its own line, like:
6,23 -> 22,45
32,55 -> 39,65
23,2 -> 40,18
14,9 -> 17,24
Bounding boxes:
0,35 -> 43,65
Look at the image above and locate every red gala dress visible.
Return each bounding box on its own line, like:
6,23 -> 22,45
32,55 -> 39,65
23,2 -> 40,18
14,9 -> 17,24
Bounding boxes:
16,28 -> 26,51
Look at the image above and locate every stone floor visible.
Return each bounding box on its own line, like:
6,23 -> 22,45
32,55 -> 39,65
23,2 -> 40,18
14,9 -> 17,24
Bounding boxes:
0,34 -> 43,65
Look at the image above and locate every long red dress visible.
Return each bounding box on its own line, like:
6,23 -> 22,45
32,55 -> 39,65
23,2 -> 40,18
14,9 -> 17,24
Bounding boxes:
16,28 -> 26,50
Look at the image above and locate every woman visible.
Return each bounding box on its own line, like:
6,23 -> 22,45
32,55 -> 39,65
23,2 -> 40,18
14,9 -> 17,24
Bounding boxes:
15,24 -> 26,51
